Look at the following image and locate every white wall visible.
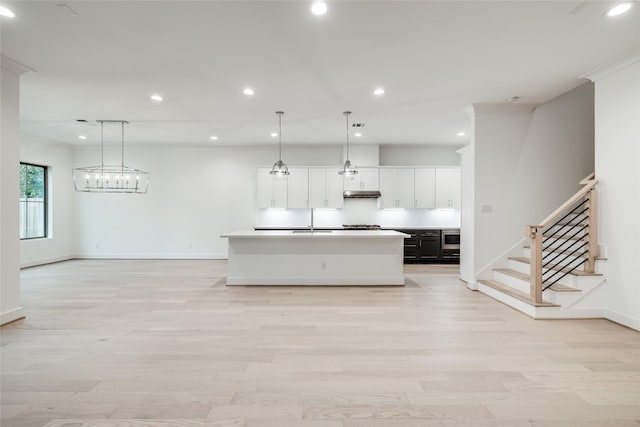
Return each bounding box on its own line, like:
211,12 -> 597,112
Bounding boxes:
459,143 -> 475,285
588,54 -> 640,330
72,143 -> 462,258
20,134 -> 75,267
72,144 -> 342,258
469,82 -> 595,281
1,56 -> 29,325
380,145 -> 461,166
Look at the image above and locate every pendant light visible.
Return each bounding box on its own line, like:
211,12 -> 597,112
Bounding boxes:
269,111 -> 289,178
339,111 -> 358,178
72,120 -> 150,193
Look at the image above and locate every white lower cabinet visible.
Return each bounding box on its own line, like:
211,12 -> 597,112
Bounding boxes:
309,168 -> 344,208
258,168 -> 287,208
435,168 -> 461,209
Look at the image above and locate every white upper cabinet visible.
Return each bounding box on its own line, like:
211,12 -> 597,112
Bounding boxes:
379,168 -> 415,209
287,168 -> 309,208
258,168 -> 288,208
414,168 -> 436,208
435,168 -> 461,209
309,168 -> 344,209
343,167 -> 379,191
326,168 -> 345,208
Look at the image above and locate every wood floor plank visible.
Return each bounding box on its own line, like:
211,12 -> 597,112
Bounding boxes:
1,259 -> 638,427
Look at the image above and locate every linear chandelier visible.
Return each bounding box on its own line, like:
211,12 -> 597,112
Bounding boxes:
72,120 -> 150,193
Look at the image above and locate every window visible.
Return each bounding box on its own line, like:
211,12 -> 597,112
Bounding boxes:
20,162 -> 48,239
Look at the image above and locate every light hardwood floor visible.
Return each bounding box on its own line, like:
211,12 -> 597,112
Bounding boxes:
1,259 -> 639,427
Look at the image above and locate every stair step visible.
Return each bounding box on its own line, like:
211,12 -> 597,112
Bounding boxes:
478,280 -> 560,307
546,283 -> 582,292
495,267 -> 584,293
495,267 -> 529,281
507,257 -> 602,277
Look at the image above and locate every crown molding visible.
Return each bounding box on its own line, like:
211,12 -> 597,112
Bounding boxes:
471,103 -> 538,113
580,48 -> 640,82
0,55 -> 35,75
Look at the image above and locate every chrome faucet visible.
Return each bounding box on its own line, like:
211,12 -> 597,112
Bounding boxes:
310,208 -> 314,232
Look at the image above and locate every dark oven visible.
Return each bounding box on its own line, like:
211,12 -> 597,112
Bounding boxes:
441,229 -> 460,250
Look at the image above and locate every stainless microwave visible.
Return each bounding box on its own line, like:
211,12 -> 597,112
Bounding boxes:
441,229 -> 460,250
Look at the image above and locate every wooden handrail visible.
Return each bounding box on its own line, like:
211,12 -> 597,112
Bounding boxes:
528,178 -> 598,230
579,172 -> 595,185
526,173 -> 599,304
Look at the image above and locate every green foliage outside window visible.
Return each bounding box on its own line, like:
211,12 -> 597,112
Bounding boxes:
20,163 -> 47,239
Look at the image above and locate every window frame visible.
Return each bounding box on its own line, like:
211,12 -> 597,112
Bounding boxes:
20,162 -> 48,240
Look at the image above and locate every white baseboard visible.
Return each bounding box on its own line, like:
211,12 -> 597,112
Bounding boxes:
1,307 -> 25,326
72,253 -> 228,260
20,255 -> 74,269
604,309 -> 640,331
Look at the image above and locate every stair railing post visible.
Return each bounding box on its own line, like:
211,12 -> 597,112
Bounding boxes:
527,225 -> 543,304
584,188 -> 599,273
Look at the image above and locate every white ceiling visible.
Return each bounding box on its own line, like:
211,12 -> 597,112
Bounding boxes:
1,1 -> 639,147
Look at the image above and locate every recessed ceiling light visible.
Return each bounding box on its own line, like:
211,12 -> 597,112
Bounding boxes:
457,132 -> 465,137
355,132 -> 362,137
607,2 -> 633,16
0,6 -> 15,18
210,136 -> 218,141
150,94 -> 163,101
270,132 -> 278,137
78,135 -> 87,140
243,88 -> 255,96
311,1 -> 328,16
373,88 -> 385,96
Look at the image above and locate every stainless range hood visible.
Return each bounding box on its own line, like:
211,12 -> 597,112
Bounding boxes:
343,190 -> 382,199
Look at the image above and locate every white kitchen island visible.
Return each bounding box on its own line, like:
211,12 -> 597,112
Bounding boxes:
221,230 -> 409,285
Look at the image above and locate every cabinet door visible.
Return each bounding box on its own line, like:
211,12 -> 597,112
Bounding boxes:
419,230 -> 441,260
326,168 -> 344,208
258,168 -> 274,208
287,168 -> 309,208
414,168 -> 436,209
396,169 -> 415,208
343,172 -> 361,191
360,168 -> 379,190
308,168 -> 327,208
272,174 -> 288,208
449,168 -> 461,209
436,168 -> 461,209
435,169 -> 452,208
379,168 -> 397,209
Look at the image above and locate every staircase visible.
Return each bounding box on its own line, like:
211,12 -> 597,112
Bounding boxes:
477,174 -> 607,319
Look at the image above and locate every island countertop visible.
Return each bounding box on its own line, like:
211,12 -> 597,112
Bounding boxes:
221,230 -> 409,238
221,230 -> 408,286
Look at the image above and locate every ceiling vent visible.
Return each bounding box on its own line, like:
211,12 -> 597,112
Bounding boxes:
352,123 -> 365,128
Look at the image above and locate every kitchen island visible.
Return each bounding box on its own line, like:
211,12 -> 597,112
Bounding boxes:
221,230 -> 409,285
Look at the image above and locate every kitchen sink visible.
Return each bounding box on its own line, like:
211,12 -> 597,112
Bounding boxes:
292,230 -> 333,233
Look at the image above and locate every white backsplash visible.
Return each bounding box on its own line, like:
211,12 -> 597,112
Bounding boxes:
257,199 -> 460,228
